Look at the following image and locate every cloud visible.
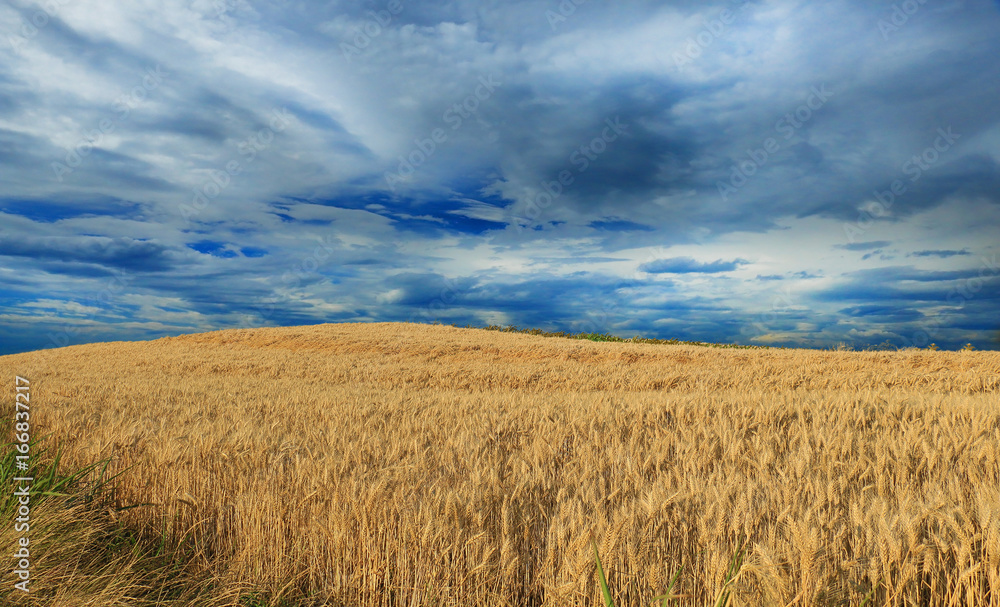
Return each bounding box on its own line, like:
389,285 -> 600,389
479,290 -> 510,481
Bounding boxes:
834,241 -> 892,252
0,234 -> 179,272
187,240 -> 239,258
639,256 -> 750,274
909,249 -> 971,258
1,0 -> 999,354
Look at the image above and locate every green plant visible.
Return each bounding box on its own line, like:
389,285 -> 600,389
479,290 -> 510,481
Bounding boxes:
1,419 -> 139,518
592,537 -> 880,607
592,537 -> 743,607
0,416 -> 217,605
239,590 -> 303,607
461,323 -> 774,350
711,538 -> 746,607
859,579 -> 880,606
578,332 -> 622,343
870,340 -> 898,352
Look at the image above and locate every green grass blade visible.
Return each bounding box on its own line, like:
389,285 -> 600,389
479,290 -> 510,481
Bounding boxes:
649,562 -> 685,605
592,538 -> 617,607
713,538 -> 747,607
860,576 -> 880,606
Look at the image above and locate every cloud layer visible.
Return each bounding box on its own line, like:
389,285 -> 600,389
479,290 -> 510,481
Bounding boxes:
2,0 -> 999,354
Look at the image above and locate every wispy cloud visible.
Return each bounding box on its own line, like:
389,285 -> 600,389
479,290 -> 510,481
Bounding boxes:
835,241 -> 892,252
639,257 -> 750,274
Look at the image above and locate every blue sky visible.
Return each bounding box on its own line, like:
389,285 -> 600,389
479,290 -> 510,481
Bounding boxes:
1,0 -> 999,355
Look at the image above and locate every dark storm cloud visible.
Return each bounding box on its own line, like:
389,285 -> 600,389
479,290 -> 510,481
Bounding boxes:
0,235 -> 179,272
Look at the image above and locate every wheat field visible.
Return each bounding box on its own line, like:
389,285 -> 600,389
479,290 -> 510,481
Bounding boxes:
2,321 -> 999,606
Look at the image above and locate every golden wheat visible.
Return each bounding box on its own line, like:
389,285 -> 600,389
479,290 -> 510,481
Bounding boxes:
1,322 -> 999,606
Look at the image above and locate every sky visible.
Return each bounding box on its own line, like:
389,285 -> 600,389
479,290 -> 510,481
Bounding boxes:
1,0 -> 999,356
